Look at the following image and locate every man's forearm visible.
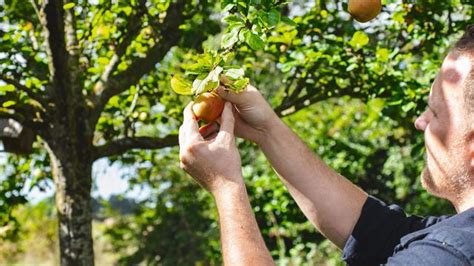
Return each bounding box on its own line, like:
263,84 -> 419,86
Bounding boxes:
214,181 -> 274,266
258,118 -> 368,248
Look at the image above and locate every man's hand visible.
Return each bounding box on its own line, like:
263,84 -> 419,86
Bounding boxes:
179,101 -> 274,266
216,85 -> 278,144
179,101 -> 243,194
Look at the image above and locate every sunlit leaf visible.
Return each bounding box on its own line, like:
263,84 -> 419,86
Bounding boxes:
223,68 -> 244,80
349,31 -> 369,50
63,3 -> 75,10
192,66 -> 223,95
2,101 -> 16,108
221,26 -> 242,49
171,75 -> 193,95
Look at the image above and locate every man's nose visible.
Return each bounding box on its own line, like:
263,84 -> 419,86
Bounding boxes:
414,111 -> 428,132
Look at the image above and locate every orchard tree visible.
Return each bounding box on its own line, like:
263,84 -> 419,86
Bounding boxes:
0,0 -> 212,264
0,0 -> 295,263
1,0 -> 473,265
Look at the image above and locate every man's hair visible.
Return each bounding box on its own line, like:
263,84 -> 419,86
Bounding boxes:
453,24 -> 474,113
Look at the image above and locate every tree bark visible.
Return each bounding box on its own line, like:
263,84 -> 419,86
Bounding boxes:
45,123 -> 95,265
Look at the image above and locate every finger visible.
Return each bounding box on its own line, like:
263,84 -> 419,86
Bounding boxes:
216,86 -> 247,105
182,102 -> 203,143
216,102 -> 235,143
231,105 -> 246,139
204,131 -> 218,140
199,122 -> 220,139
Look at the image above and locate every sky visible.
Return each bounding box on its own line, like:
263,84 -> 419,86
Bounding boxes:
0,146 -> 151,203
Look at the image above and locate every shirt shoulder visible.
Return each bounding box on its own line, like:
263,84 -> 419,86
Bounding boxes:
393,226 -> 474,264
386,238 -> 470,265
342,196 -> 451,265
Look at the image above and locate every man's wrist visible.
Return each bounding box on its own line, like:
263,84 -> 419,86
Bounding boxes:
212,178 -> 247,202
256,114 -> 286,148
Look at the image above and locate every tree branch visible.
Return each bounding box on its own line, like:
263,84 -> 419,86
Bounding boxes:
28,0 -> 52,84
0,89 -> 47,131
30,0 -> 46,28
275,76 -> 368,117
276,92 -> 330,117
92,0 -> 147,103
63,0 -> 82,97
91,0 -> 188,114
0,105 -> 44,132
43,0 -> 71,102
0,72 -> 47,107
0,109 -> 26,124
93,134 -> 179,160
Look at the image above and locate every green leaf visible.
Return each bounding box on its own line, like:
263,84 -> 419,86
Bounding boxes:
186,53 -> 221,73
63,3 -> 75,10
228,78 -> 249,92
281,16 -> 297,27
122,6 -> 132,16
223,15 -> 245,26
320,10 -> 328,18
171,75 -> 193,95
267,9 -> 281,26
0,84 -> 16,92
222,4 -> 234,13
245,32 -> 265,50
2,100 -> 16,108
402,102 -> 417,112
349,31 -> 369,50
222,52 -> 236,63
223,68 -> 245,80
221,26 -> 241,49
97,57 -> 109,65
108,96 -> 120,108
376,48 -> 390,62
192,66 -> 223,95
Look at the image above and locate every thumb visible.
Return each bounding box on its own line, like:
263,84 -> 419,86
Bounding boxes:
216,102 -> 235,143
216,86 -> 246,105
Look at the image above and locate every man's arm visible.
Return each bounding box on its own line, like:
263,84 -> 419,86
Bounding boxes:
179,102 -> 274,265
214,183 -> 274,265
259,117 -> 368,248
217,86 -> 368,248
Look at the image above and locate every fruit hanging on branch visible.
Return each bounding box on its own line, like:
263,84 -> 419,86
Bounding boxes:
348,0 -> 382,23
170,1 -> 295,122
170,52 -> 249,122
192,92 -> 225,122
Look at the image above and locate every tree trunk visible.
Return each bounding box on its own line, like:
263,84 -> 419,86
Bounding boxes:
46,136 -> 95,265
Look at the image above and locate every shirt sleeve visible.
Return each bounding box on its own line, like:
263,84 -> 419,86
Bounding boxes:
342,196 -> 448,266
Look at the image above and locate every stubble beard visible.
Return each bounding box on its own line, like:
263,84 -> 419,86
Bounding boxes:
421,166 -> 440,196
421,153 -> 471,202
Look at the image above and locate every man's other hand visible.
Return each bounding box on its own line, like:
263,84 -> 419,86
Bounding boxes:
179,102 -> 243,194
216,85 -> 279,145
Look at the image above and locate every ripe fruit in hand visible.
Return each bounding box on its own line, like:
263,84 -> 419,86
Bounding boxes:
192,92 -> 225,122
348,0 -> 382,23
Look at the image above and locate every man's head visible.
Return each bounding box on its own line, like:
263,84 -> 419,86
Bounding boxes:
414,25 -> 474,210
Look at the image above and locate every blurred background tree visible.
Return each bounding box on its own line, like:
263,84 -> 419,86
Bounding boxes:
0,0 -> 472,265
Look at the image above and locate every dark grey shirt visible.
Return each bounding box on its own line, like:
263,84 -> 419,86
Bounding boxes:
342,196 -> 474,265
